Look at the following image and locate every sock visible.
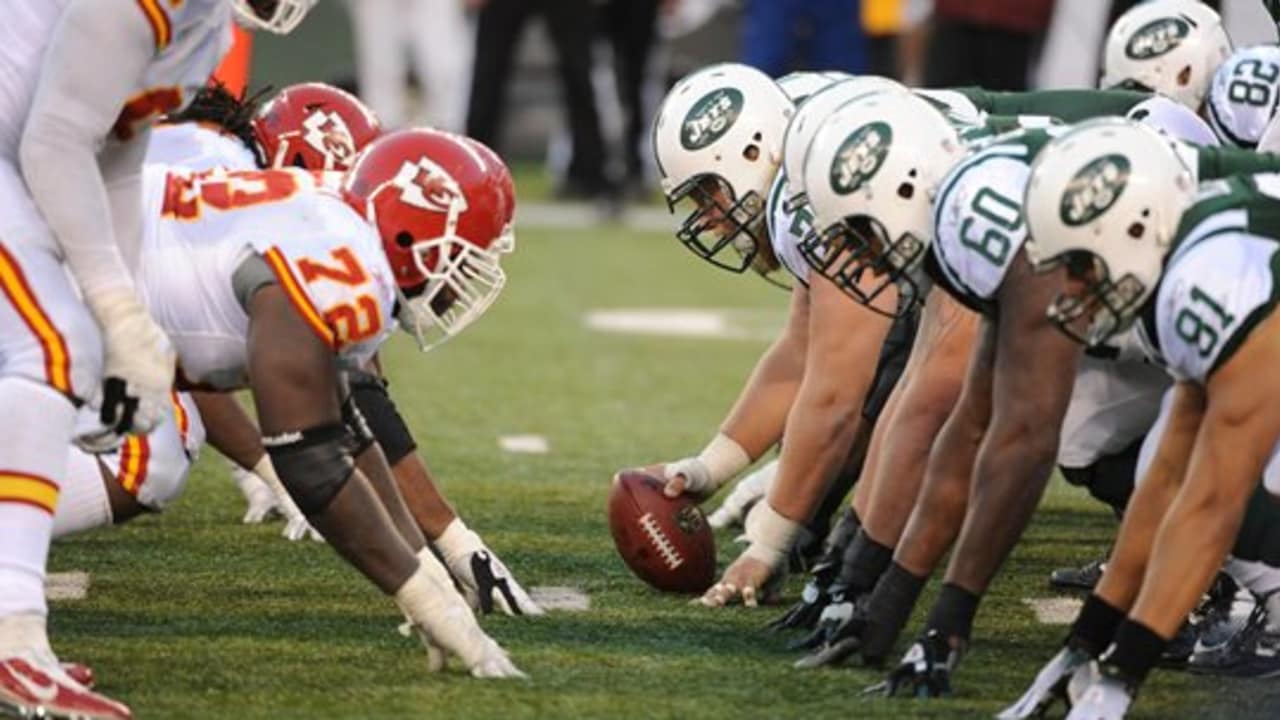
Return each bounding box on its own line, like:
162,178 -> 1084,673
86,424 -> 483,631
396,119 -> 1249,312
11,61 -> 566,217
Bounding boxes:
1101,619 -> 1167,686
924,582 -> 981,643
835,528 -> 894,594
51,449 -> 113,538
1070,593 -> 1127,656
861,562 -> 928,664
1227,557 -> 1280,598
0,379 -> 76,619
1265,591 -> 1280,634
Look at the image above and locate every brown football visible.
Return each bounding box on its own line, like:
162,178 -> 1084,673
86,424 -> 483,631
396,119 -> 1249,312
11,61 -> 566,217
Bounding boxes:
607,469 -> 716,593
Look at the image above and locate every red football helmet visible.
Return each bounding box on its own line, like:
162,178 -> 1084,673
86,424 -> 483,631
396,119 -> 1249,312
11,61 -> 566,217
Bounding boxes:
463,138 -> 516,253
342,128 -> 513,351
252,83 -> 382,171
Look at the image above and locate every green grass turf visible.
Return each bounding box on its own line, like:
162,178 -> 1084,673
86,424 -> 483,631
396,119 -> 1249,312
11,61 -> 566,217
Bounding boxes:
47,221 -> 1274,718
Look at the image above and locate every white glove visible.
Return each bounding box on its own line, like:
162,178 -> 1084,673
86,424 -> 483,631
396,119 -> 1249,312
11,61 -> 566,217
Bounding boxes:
396,549 -> 526,678
88,290 -> 175,436
435,519 -> 543,617
252,456 -> 323,542
232,461 -> 280,524
708,459 -> 777,529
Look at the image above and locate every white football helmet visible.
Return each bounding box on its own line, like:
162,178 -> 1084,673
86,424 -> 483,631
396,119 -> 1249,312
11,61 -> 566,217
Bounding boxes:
781,76 -> 908,213
800,92 -> 965,314
653,63 -> 792,277
232,0 -> 316,35
1101,0 -> 1232,110
1023,118 -> 1197,347
1205,44 -> 1280,148
1125,95 -> 1220,146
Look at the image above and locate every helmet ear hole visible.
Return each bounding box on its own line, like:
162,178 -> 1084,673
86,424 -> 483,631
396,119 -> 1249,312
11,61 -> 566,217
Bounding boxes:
395,231 -> 414,248
743,144 -> 760,161
897,183 -> 914,200
1177,66 -> 1192,87
1127,222 -> 1145,239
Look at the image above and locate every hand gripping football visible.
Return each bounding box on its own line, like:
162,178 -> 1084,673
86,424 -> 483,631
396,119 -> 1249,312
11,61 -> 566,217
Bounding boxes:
608,470 -> 716,593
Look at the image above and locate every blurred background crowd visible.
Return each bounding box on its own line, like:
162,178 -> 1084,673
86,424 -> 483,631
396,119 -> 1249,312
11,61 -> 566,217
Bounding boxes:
245,0 -> 1280,210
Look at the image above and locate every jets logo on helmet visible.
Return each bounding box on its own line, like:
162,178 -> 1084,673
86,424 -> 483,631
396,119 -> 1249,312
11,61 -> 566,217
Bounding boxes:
830,122 -> 892,195
681,88 -> 744,150
1060,155 -> 1131,226
302,110 -> 358,168
1125,16 -> 1191,60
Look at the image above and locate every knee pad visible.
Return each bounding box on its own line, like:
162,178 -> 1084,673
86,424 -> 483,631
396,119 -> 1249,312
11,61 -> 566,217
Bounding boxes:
347,369 -> 417,466
263,423 -> 356,516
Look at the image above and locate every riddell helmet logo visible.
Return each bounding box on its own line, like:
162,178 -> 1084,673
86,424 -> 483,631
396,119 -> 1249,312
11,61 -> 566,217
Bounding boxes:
392,158 -> 468,224
1060,154 -> 1130,227
830,121 -> 892,195
681,88 -> 744,150
302,110 -> 357,169
1125,16 -> 1191,60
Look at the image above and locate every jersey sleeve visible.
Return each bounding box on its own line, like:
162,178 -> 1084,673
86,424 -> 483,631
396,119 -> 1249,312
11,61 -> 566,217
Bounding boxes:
259,235 -> 396,363
19,0 -> 160,298
766,174 -> 812,286
976,89 -> 1150,123
1195,146 -> 1280,180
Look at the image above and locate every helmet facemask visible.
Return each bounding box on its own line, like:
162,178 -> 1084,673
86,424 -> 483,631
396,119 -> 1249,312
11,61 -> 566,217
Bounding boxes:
667,173 -> 770,275
232,0 -> 316,34
396,235 -> 506,352
1039,250 -> 1148,347
801,214 -> 920,318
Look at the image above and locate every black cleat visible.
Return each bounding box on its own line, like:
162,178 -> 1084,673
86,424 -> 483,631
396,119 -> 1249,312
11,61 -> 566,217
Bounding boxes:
1049,557 -> 1106,592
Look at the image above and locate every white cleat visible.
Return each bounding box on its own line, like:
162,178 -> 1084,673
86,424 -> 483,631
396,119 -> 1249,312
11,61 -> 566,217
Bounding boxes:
1064,663 -> 1135,720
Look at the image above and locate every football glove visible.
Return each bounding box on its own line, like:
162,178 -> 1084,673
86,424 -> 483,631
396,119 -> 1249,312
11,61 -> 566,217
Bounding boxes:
397,549 -> 526,678
708,459 -> 776,529
792,589 -> 869,667
435,519 -> 543,616
251,456 -> 323,542
767,507 -> 861,632
863,629 -> 960,699
231,461 -> 281,524
1063,662 -> 1136,720
998,645 -> 1093,719
89,290 -> 175,437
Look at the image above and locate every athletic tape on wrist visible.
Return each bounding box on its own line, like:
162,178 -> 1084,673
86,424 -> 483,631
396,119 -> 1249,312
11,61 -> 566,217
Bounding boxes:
697,432 -> 751,489
742,500 -> 802,568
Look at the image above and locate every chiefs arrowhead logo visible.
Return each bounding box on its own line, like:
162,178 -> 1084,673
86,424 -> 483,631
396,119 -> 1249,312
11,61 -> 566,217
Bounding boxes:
302,109 -> 357,168
391,158 -> 469,219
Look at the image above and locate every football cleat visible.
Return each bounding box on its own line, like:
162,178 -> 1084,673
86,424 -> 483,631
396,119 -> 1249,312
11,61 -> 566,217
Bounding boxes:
864,629 -> 960,699
1189,600 -> 1280,678
999,645 -> 1093,719
1049,558 -> 1106,593
59,662 -> 94,690
1064,662 -> 1136,720
0,653 -> 131,720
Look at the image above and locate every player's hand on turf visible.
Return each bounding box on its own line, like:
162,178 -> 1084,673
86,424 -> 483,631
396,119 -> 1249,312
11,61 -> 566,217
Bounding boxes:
997,645 -> 1092,719
862,630 -> 958,698
699,554 -> 777,608
448,543 -> 544,617
767,575 -> 834,633
792,590 -> 870,668
90,290 -> 176,436
233,464 -> 281,524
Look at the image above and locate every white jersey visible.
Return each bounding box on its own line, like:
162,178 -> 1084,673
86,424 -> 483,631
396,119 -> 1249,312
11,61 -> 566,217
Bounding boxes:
1205,44 -> 1280,148
138,167 -> 397,390
0,0 -> 231,155
766,173 -> 815,285
1057,354 -> 1170,468
146,124 -> 258,172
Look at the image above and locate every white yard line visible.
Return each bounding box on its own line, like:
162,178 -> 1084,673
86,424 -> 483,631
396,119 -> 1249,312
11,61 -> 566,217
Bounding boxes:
499,434 -> 550,454
1023,597 -> 1082,625
46,571 -> 90,601
529,586 -> 591,612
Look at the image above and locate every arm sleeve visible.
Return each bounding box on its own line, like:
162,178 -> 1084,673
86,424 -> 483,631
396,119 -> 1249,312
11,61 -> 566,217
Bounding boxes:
976,89 -> 1150,122
19,0 -> 158,300
1195,147 -> 1280,180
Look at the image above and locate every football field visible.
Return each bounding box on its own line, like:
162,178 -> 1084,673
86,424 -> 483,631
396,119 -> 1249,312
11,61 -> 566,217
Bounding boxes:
46,192 -> 1276,719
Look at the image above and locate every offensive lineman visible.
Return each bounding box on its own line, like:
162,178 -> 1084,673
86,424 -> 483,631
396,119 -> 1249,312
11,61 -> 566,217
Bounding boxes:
0,2 -> 312,717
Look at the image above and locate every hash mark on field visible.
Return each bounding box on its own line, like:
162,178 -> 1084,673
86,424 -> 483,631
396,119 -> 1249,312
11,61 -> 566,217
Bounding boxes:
499,434 -> 549,454
1024,597 -> 1082,625
46,571 -> 90,601
529,586 -> 590,612
584,308 -> 783,341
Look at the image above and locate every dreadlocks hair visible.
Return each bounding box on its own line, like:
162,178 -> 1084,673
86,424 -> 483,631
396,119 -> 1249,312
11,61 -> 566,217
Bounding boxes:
163,81 -> 274,167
